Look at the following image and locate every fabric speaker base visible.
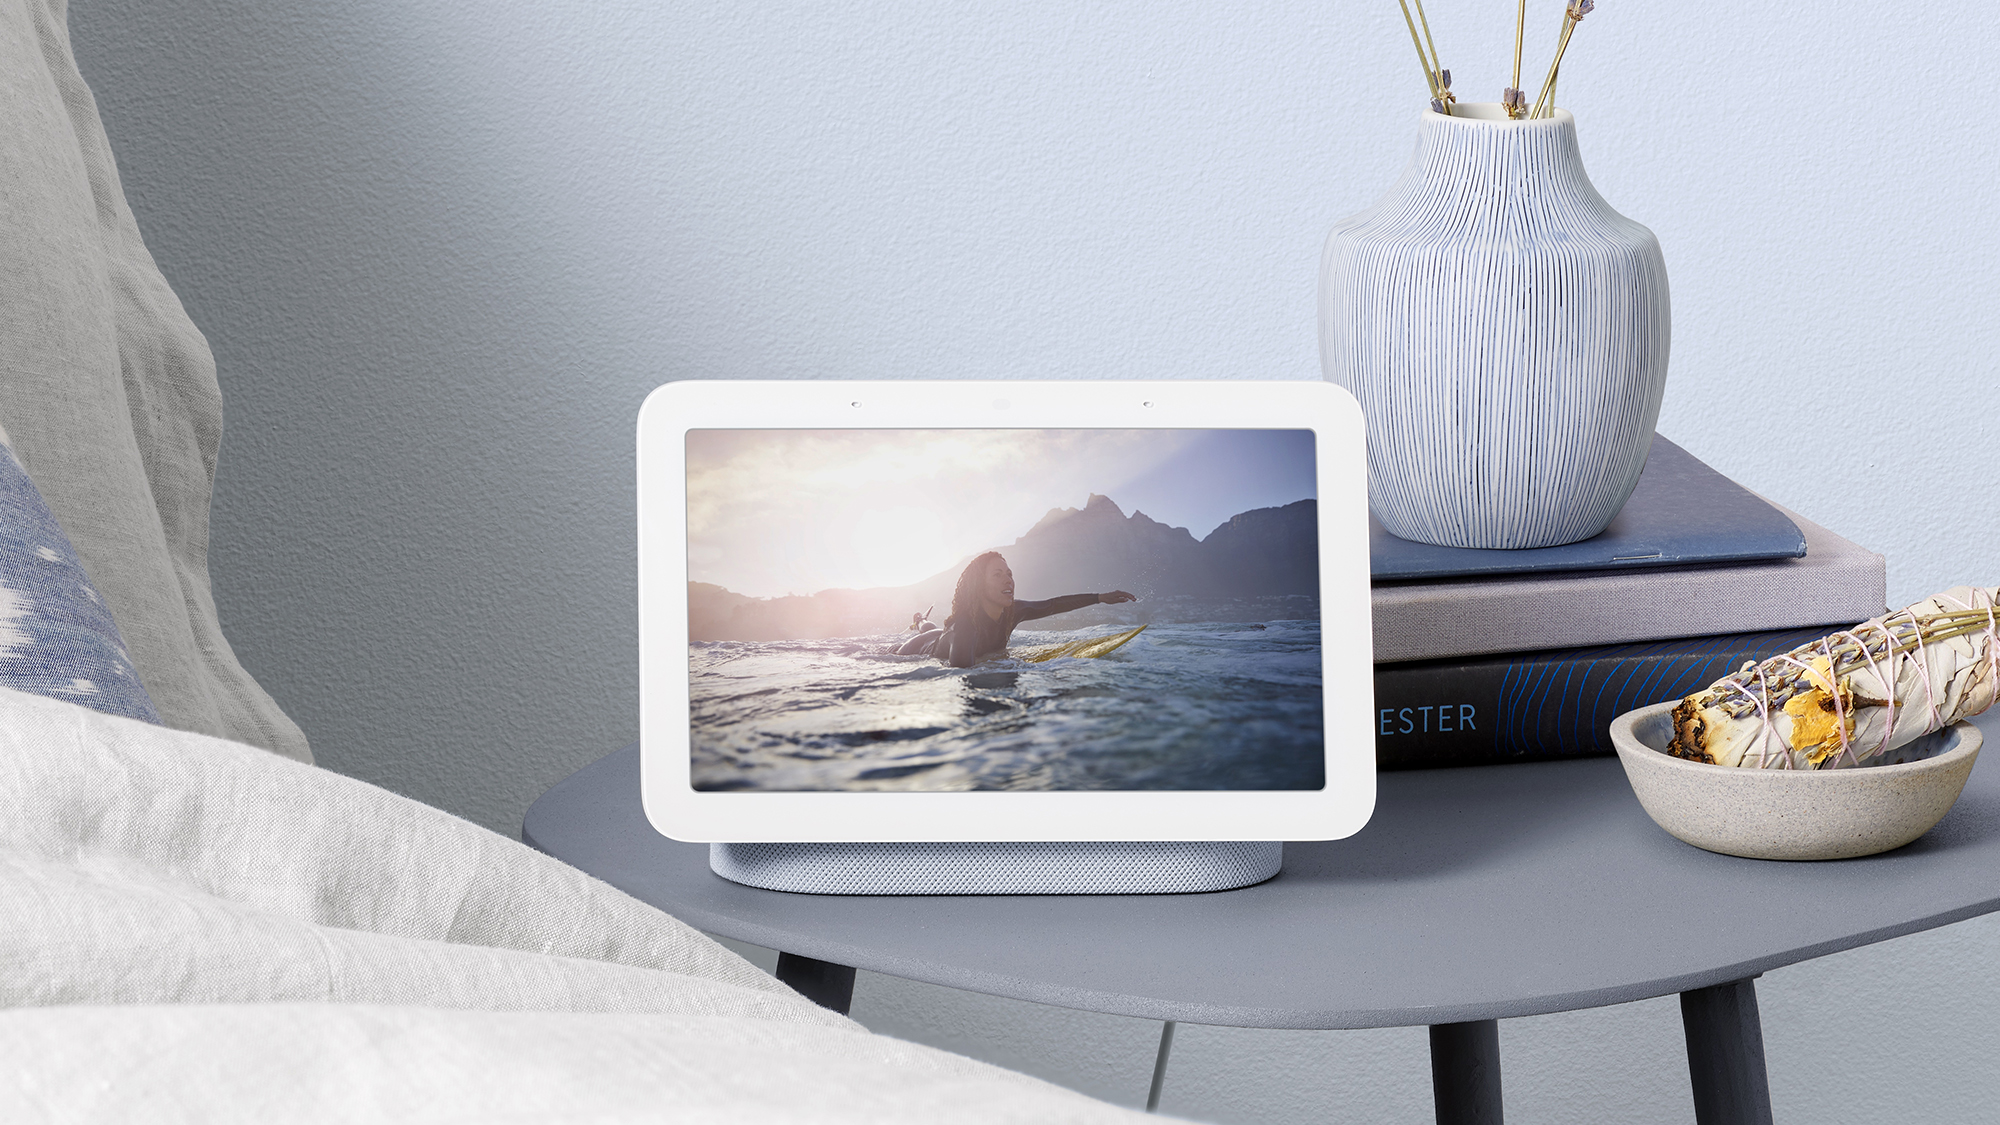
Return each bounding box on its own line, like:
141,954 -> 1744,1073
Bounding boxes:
708,841 -> 1283,895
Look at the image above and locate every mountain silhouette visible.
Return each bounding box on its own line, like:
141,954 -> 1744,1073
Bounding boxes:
1201,500 -> 1321,596
689,494 -> 1317,641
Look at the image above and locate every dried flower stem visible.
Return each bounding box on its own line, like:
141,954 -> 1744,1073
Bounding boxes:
1386,1 -> 1600,119
1413,0 -> 1456,113
1530,9 -> 1580,119
1413,0 -> 1446,87
1511,0 -> 1526,102
1395,0 -> 1443,105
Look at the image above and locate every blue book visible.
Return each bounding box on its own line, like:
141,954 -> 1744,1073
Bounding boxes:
1370,436 -> 1805,582
1372,624 -> 1851,770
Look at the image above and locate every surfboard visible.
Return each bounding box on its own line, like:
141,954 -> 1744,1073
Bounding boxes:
1017,624 -> 1148,664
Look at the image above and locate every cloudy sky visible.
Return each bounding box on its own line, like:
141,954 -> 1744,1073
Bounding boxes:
685,428 -> 1315,597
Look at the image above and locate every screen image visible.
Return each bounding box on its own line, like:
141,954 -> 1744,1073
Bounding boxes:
685,429 -> 1323,793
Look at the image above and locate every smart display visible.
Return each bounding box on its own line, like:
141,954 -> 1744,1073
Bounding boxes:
638,381 -> 1375,845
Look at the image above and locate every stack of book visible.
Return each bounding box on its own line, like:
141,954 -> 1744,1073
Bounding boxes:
1369,437 -> 1886,769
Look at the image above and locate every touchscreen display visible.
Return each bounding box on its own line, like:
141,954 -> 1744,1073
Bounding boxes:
685,429 -> 1322,792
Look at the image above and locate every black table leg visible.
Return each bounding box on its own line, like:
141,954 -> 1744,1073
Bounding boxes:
775,952 -> 857,1015
1429,1019 -> 1503,1125
1145,1021 -> 1176,1113
1680,977 -> 1773,1125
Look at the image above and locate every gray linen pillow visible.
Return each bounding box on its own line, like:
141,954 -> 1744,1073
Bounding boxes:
0,0 -> 307,760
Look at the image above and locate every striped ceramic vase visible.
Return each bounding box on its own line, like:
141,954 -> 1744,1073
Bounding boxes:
1320,103 -> 1669,549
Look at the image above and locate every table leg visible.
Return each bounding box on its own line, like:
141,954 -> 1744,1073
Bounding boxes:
1429,1019 -> 1503,1125
775,952 -> 856,1015
1680,977 -> 1773,1125
1145,1021 -> 1176,1113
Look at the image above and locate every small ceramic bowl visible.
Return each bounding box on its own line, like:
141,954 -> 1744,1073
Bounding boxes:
1609,700 -> 1982,861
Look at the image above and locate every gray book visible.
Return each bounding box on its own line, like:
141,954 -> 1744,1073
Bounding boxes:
1373,504 -> 1885,664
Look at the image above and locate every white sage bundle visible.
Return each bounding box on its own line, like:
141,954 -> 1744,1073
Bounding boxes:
1667,586 -> 2000,769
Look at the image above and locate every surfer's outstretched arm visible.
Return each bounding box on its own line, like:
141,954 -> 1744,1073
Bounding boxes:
1013,591 -> 1137,623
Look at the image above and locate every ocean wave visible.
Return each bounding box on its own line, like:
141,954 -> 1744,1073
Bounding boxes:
689,612 -> 1324,792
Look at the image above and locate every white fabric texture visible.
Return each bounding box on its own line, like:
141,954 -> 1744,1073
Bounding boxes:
0,0 -> 308,761
0,1004 -> 1158,1124
0,685 -> 820,1014
0,686 -> 1158,1122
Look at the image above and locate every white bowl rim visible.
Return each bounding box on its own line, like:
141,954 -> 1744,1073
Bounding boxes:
1610,699 -> 1982,780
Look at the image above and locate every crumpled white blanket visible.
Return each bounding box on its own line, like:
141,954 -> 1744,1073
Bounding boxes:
0,1004 -> 1142,1123
0,687 -> 1158,1123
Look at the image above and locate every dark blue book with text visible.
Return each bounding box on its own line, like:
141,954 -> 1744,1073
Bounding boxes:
1373,623 -> 1861,770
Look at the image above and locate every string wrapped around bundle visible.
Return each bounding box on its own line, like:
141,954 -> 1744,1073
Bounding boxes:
1668,586 -> 2000,769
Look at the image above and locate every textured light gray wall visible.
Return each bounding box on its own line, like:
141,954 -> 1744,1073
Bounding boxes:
69,1 -> 2000,1121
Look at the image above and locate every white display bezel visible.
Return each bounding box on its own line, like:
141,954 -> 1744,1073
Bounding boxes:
638,380 -> 1375,842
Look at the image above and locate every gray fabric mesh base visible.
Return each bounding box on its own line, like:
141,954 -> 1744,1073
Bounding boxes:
709,841 -> 1283,895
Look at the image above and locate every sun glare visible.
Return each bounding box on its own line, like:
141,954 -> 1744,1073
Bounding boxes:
842,505 -> 961,590
683,428 -> 1291,599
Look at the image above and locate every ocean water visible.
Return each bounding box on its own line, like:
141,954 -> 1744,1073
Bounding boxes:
689,603 -> 1323,792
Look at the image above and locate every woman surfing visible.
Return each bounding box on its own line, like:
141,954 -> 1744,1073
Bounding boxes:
897,551 -> 1136,667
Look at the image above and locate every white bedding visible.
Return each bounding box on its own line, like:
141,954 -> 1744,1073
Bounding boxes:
0,1004 -> 1141,1123
0,687 -> 1161,1122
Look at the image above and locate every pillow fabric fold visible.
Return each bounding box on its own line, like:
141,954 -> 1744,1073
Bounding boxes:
0,0 -> 307,760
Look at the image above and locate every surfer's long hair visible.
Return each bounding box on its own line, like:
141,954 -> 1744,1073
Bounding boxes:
942,551 -> 1005,631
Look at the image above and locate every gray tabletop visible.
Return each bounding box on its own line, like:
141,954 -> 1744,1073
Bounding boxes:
523,712 -> 2000,1030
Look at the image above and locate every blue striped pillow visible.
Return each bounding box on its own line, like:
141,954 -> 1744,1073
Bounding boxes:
0,434 -> 160,723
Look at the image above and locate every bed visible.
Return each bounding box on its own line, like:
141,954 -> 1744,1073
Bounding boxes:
0,2 -> 1155,1119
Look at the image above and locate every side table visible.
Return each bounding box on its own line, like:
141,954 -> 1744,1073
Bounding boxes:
524,715 -> 2000,1125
